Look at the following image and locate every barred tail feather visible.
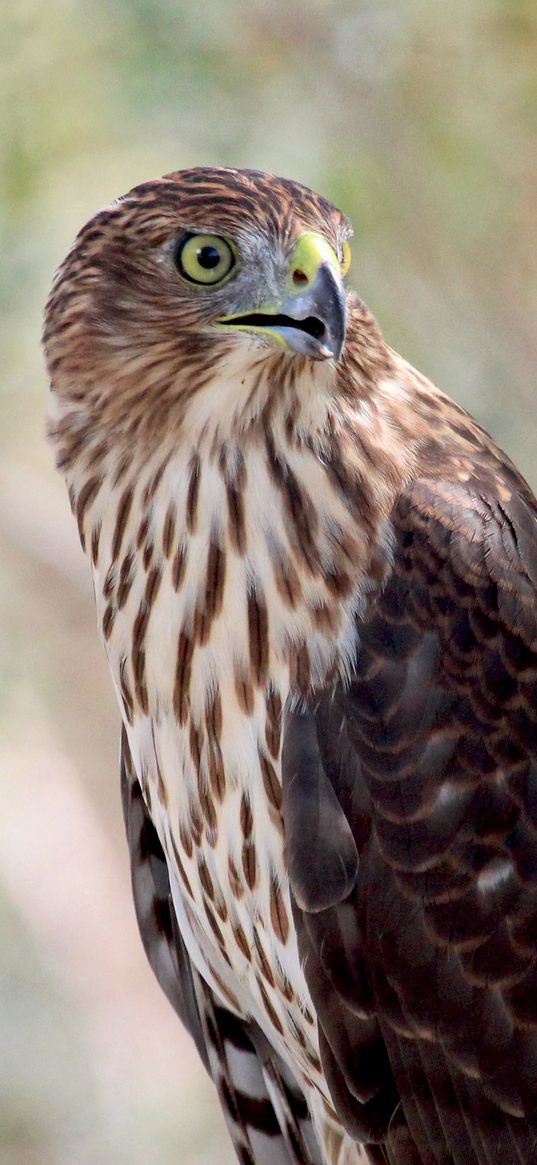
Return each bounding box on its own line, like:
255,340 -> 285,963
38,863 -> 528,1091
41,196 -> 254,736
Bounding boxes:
196,984 -> 324,1165
121,729 -> 323,1164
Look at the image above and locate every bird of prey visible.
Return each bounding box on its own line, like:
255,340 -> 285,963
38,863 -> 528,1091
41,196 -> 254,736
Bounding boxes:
44,167 -> 537,1165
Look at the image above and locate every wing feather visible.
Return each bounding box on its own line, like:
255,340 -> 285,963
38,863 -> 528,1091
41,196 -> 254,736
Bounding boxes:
286,477 -> 537,1164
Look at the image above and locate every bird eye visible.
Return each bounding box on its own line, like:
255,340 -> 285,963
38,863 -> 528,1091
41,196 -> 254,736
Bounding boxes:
340,242 -> 352,277
175,233 -> 236,286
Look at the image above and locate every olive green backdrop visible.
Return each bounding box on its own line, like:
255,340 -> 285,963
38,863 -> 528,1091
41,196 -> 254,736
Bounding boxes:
2,3 -> 537,1162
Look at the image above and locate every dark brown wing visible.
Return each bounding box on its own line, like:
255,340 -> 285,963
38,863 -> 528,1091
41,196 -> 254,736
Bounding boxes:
285,478 -> 537,1165
120,731 -> 324,1165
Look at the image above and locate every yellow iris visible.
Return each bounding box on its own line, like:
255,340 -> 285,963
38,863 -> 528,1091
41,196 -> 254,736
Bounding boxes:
176,233 -> 236,286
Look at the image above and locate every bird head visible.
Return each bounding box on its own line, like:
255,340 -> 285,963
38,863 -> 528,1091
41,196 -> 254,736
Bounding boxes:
44,168 -> 390,453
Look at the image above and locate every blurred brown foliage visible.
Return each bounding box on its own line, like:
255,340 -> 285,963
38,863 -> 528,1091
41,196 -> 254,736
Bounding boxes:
2,2 -> 537,1161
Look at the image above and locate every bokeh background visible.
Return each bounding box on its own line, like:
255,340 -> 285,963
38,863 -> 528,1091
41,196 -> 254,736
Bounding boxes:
2,2 -> 537,1162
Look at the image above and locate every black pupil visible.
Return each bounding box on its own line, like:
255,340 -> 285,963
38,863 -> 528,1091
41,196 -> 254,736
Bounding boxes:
197,244 -> 221,269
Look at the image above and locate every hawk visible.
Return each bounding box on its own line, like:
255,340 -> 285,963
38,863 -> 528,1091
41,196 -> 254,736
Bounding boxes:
44,167 -> 537,1165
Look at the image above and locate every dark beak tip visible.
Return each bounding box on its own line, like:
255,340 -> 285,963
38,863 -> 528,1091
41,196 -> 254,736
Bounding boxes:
314,265 -> 347,363
315,331 -> 345,362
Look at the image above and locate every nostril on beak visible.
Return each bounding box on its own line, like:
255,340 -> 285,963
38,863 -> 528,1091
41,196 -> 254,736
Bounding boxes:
292,268 -> 309,287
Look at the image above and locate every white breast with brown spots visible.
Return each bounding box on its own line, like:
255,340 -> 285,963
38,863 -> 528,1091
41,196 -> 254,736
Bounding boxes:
59,358 -> 409,1159
101,445 -> 358,1058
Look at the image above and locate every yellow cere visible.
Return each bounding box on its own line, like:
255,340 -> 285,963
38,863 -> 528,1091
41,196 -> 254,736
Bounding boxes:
177,233 -> 236,286
288,231 -> 347,292
340,241 -> 352,276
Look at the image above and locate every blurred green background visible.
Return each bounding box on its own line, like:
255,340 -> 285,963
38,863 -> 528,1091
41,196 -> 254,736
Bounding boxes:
2,2 -> 537,1162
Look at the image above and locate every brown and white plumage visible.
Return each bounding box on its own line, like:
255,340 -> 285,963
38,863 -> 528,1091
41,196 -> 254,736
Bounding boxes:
44,166 -> 537,1164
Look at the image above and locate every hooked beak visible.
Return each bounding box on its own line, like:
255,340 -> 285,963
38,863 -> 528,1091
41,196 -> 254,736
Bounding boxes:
217,232 -> 348,362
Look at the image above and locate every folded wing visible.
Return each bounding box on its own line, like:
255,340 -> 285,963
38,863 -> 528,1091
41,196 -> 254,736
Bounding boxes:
286,478 -> 537,1164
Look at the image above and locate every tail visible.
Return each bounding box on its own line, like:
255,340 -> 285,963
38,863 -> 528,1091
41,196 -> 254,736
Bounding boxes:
121,728 -> 324,1164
